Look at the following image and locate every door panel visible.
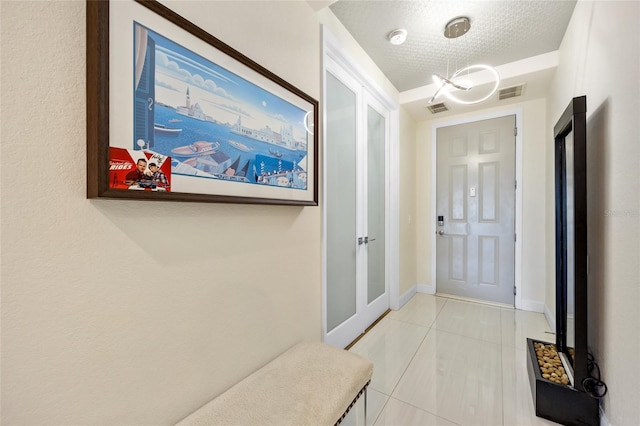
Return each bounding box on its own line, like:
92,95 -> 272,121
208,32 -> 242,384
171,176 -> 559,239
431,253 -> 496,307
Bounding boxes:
450,165 -> 467,221
479,162 -> 499,222
436,115 -> 515,305
360,95 -> 389,329
449,235 -> 467,282
366,104 -> 386,304
478,236 -> 499,286
326,71 -> 357,333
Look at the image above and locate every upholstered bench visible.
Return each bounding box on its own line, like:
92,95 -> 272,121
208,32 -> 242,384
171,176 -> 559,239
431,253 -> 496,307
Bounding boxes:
176,341 -> 374,426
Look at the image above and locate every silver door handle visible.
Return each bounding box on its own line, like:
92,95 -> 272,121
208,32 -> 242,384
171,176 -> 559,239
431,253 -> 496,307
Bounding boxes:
358,236 -> 377,245
437,230 -> 445,236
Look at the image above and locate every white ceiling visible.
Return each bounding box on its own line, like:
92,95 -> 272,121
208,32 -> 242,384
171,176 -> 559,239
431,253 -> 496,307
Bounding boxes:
325,0 -> 577,120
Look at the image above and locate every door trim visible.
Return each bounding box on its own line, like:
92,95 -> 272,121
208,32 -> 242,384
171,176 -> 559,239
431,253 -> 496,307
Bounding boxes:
322,26 -> 400,347
430,108 -> 523,309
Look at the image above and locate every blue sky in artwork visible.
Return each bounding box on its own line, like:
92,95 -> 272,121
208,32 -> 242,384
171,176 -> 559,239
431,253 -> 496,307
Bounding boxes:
137,22 -> 308,138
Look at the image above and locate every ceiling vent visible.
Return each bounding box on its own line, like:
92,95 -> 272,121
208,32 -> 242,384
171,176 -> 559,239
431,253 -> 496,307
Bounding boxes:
426,102 -> 449,114
499,84 -> 526,100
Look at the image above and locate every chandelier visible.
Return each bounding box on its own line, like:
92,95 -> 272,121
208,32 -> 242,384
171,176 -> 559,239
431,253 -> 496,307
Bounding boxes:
430,17 -> 500,105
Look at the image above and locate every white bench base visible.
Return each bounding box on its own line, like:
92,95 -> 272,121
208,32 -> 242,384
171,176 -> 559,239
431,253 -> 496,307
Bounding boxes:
176,341 -> 374,426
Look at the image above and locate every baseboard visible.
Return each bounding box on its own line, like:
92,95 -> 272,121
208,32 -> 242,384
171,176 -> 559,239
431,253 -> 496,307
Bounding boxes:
417,283 -> 435,294
599,405 -> 609,426
521,299 -> 545,313
412,286 -> 544,314
544,303 -> 556,332
395,285 -> 417,310
436,292 -> 514,309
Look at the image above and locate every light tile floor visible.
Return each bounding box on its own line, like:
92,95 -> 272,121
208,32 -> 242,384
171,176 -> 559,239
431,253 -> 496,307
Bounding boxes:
347,294 -> 560,426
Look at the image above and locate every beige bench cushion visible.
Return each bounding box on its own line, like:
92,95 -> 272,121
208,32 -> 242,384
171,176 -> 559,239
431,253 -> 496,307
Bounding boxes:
177,341 -> 373,426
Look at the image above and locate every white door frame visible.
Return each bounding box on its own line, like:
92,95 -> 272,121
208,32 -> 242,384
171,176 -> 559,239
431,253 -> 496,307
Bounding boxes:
322,26 -> 400,348
430,108 -> 523,309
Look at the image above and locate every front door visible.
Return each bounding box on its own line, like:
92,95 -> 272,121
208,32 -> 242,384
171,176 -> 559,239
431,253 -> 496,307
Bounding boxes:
436,115 -> 516,305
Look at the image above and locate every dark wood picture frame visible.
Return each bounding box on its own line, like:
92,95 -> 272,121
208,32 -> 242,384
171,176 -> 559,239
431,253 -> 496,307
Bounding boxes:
554,95 -> 588,390
87,0 -> 318,206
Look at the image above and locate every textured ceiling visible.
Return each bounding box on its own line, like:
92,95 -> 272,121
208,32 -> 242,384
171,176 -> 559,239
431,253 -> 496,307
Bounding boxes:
329,0 -> 577,93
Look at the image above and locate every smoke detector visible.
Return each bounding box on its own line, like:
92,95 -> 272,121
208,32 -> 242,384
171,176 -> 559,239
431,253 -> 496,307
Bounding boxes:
387,29 -> 408,45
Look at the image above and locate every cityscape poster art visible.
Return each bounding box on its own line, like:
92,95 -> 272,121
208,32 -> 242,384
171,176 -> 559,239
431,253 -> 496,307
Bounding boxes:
93,0 -> 317,205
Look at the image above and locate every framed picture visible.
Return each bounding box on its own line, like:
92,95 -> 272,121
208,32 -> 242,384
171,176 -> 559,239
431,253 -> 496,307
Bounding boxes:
87,0 -> 318,205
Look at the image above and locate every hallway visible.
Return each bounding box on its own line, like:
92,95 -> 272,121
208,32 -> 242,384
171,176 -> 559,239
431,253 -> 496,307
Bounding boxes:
348,294 -> 558,425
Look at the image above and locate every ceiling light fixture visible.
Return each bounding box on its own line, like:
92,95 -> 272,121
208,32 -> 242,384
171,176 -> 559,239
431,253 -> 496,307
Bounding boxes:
387,29 -> 408,46
429,17 -> 500,105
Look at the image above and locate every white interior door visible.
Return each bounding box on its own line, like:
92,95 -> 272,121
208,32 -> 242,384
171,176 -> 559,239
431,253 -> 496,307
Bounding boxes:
361,93 -> 389,328
436,115 -> 516,305
325,67 -> 359,348
324,59 -> 389,348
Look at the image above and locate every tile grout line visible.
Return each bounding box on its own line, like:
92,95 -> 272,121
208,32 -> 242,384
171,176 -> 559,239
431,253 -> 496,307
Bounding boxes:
386,315 -> 434,397
382,300 -> 463,426
366,297 -> 446,425
431,297 -> 505,425
357,298 -> 446,424
368,390 -> 389,426
433,298 -> 505,343
385,395 -> 464,426
371,296 -> 511,425
375,296 -> 551,425
384,298 -> 453,420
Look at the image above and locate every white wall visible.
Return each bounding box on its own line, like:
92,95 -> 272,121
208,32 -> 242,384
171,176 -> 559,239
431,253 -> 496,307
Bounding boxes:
1,1 -> 323,424
415,99 -> 548,309
1,1 -> 411,424
399,108 -> 418,297
545,1 -> 640,424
